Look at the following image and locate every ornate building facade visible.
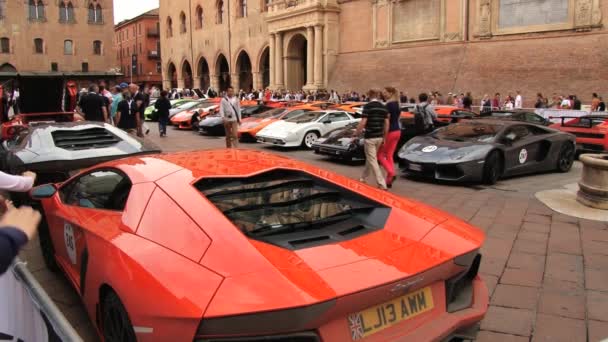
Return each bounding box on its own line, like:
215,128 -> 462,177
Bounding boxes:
160,0 -> 606,104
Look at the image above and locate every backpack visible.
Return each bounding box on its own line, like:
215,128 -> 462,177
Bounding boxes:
414,104 -> 429,133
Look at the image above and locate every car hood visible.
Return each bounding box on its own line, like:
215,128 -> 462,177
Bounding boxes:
318,125 -> 361,147
171,110 -> 195,121
398,136 -> 496,163
199,115 -> 223,127
258,120 -> 305,138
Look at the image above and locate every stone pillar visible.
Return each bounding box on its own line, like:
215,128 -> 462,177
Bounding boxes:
231,72 -> 240,91
210,74 -> 219,91
313,25 -> 323,87
275,31 -> 284,90
177,78 -> 185,89
252,71 -> 262,91
306,26 -> 314,88
269,33 -> 275,89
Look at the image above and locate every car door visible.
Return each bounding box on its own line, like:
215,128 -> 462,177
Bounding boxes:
46,169 -> 131,293
500,125 -> 542,174
321,112 -> 351,134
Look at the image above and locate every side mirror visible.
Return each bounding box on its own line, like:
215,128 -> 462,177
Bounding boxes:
30,184 -> 57,200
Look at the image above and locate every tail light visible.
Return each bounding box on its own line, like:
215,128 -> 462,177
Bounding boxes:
445,250 -> 481,313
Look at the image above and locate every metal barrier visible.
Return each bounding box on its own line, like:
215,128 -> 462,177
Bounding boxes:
1,258 -> 82,342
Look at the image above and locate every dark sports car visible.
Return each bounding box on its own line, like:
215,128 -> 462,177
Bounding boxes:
398,120 -> 575,184
312,122 -> 364,161
478,110 -> 550,126
197,114 -> 225,135
1,121 -> 161,184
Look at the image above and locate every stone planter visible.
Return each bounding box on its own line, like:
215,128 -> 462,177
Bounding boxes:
578,154 -> 608,210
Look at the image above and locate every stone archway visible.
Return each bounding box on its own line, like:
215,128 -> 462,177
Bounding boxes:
285,33 -> 307,91
182,60 -> 193,89
259,47 -> 270,89
215,54 -> 230,92
167,62 -> 177,89
236,50 -> 253,92
0,63 -> 17,73
198,57 -> 210,91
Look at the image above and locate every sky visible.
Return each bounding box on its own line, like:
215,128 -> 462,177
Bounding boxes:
113,0 -> 160,24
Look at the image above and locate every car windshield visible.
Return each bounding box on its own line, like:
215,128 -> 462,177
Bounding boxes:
176,102 -> 200,110
489,112 -> 517,117
564,116 -> 607,128
286,111 -> 325,123
432,122 -> 501,143
195,169 -> 389,249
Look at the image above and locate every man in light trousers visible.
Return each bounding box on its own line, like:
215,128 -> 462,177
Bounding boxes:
355,89 -> 390,190
219,86 -> 241,148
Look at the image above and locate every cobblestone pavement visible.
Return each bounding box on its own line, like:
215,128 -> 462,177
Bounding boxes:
19,125 -> 608,342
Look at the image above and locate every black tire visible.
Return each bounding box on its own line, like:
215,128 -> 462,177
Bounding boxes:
482,151 -> 503,185
557,142 -> 575,172
302,131 -> 319,149
102,291 -> 136,342
191,114 -> 200,131
38,214 -> 60,272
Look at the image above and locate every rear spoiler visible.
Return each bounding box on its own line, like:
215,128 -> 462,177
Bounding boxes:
551,116 -> 607,128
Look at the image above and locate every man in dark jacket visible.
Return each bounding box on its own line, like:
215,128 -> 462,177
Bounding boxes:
355,89 -> 389,190
0,204 -> 41,274
155,91 -> 172,137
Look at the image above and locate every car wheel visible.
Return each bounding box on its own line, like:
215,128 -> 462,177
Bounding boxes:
191,114 -> 200,131
302,132 -> 319,149
482,151 -> 503,185
102,291 -> 136,342
557,142 -> 575,172
38,215 -> 60,272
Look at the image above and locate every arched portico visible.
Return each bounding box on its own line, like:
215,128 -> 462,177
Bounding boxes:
258,46 -> 270,90
198,57 -> 210,91
166,62 -> 177,89
215,54 -> 230,92
236,50 -> 253,92
285,33 -> 308,91
181,60 -> 193,90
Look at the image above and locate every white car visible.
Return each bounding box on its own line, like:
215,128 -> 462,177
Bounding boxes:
256,110 -> 359,148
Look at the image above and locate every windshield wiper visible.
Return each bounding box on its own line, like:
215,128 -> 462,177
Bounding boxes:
248,206 -> 375,237
205,179 -> 314,199
223,191 -> 342,215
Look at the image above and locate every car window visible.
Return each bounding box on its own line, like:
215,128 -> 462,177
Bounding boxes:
283,109 -> 310,120
503,125 -> 531,142
328,112 -> 349,122
60,170 -> 131,211
433,122 -> 501,143
525,113 -> 545,123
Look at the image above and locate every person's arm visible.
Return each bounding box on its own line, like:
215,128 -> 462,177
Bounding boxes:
0,204 -> 42,275
0,171 -> 35,192
219,99 -> 226,121
355,117 -> 367,136
0,227 -> 28,274
102,106 -> 108,123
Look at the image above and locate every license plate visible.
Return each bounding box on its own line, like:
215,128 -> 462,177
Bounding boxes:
408,163 -> 422,172
347,287 -> 434,341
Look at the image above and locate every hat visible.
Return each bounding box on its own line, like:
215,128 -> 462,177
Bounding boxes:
119,82 -> 129,89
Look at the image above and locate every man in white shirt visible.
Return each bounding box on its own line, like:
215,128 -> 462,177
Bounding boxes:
515,90 -> 523,109
219,86 -> 241,148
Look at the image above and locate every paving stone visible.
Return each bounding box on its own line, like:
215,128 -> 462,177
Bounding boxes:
487,228 -> 519,241
587,291 -> 608,322
524,213 -> 552,225
521,221 -> 551,233
581,227 -> 608,242
588,320 -> 608,342
512,238 -> 547,256
584,253 -> 608,271
552,213 -> 579,224
542,277 -> 585,294
586,268 -> 608,292
579,219 -> 608,231
531,313 -> 586,342
507,252 -> 546,271
548,227 -> 582,255
476,331 -> 529,342
501,268 -> 543,288
550,221 -> 579,232
469,216 -> 494,231
538,291 -> 586,319
481,237 -> 514,260
491,284 -> 539,310
526,202 -> 554,216
582,239 -> 608,256
479,306 -> 534,336
481,273 -> 499,297
544,253 -> 584,283
518,230 -> 549,243
480,256 -> 507,277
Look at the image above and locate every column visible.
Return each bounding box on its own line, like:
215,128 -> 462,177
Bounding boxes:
177,78 -> 185,89
209,74 -> 219,91
252,71 -> 262,90
306,26 -> 314,87
231,72 -> 240,90
313,25 -> 323,87
269,33 -> 275,89
275,31 -> 284,89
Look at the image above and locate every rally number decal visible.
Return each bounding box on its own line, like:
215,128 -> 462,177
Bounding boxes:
518,149 -> 528,164
64,223 -> 77,265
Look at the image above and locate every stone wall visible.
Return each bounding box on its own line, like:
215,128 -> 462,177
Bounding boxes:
328,32 -> 608,107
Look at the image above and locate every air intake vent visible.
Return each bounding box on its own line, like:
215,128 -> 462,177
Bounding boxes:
338,225 -> 365,236
51,127 -> 121,150
289,236 -> 331,247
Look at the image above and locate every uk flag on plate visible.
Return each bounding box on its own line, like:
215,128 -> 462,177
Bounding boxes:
348,313 -> 365,341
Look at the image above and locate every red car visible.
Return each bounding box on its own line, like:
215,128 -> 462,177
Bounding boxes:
550,115 -> 608,153
2,112 -> 76,140
31,150 -> 488,342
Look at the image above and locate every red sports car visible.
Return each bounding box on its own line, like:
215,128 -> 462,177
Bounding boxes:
550,115 -> 608,153
2,112 -> 76,140
31,149 -> 488,342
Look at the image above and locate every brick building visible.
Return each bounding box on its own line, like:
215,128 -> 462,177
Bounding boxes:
0,0 -> 119,112
114,8 -> 162,88
160,0 -> 607,107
